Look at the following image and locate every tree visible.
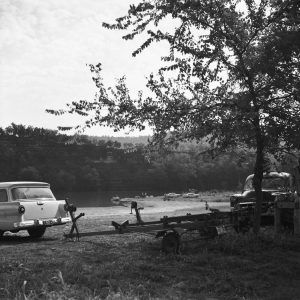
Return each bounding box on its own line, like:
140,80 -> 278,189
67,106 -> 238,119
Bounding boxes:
48,0 -> 300,233
18,166 -> 41,181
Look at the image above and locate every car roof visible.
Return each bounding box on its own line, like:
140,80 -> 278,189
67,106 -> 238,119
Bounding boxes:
245,172 -> 291,182
0,182 -> 50,188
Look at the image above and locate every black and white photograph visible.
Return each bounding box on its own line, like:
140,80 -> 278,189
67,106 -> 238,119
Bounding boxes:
0,0 -> 299,299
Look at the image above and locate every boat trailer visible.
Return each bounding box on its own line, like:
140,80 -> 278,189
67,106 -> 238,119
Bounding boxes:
64,200 -> 253,253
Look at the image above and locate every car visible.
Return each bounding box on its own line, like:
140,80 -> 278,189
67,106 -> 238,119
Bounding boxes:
182,193 -> 199,198
163,193 -> 181,201
0,181 -> 71,238
165,193 -> 181,198
230,172 -> 294,221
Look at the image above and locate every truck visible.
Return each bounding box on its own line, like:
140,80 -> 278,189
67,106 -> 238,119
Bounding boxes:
0,181 -> 71,238
230,172 -> 295,224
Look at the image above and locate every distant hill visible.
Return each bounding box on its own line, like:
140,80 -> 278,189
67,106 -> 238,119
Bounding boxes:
87,135 -> 151,146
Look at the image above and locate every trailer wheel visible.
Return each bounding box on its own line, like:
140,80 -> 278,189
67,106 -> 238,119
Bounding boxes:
161,232 -> 180,254
28,227 -> 46,238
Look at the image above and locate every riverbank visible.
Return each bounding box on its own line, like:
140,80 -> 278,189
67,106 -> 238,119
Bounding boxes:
75,192 -> 231,221
56,190 -> 234,208
59,194 -> 231,237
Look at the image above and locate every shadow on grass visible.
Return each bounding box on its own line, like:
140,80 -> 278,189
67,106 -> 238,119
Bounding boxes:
0,234 -> 55,246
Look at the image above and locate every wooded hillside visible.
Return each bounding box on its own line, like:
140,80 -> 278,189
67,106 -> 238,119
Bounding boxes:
0,124 -> 258,192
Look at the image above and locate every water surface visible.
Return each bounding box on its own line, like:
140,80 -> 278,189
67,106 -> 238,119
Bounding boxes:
54,190 -> 161,207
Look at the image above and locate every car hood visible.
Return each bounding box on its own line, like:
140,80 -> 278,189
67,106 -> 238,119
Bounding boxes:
233,189 -> 280,201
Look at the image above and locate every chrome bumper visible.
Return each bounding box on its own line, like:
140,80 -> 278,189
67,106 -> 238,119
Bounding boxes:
14,217 -> 72,228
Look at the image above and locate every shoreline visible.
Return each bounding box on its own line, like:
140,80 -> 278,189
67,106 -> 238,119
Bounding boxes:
75,195 -> 231,221
62,196 -> 231,237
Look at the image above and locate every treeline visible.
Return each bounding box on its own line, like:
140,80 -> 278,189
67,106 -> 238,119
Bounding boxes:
0,124 -> 255,192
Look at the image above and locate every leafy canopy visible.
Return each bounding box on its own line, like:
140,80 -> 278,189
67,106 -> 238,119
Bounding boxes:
47,0 -> 300,153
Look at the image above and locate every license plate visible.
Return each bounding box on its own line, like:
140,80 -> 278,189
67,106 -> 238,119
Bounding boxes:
43,220 -> 54,225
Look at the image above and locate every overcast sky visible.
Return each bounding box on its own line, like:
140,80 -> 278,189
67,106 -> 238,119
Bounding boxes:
0,0 -> 169,136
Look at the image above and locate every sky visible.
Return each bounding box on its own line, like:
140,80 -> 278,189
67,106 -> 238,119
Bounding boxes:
0,0 -> 169,136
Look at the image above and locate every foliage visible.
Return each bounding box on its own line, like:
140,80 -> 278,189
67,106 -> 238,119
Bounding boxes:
47,0 -> 300,232
48,0 -> 299,149
18,166 -> 41,181
0,124 -> 255,192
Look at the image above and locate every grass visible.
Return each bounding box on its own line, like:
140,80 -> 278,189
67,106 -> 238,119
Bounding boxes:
1,221 -> 300,300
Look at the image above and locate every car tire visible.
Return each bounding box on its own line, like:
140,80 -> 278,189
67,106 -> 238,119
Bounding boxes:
27,227 -> 46,238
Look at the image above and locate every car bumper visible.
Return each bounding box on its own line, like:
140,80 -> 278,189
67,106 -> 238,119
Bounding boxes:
14,217 -> 72,228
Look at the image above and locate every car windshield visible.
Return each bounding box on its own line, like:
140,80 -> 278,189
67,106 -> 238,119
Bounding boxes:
244,177 -> 289,191
11,187 -> 55,201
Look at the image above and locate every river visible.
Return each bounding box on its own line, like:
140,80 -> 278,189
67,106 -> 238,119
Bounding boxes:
54,190 -> 163,207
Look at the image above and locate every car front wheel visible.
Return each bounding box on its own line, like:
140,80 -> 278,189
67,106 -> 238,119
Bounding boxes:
27,227 -> 46,238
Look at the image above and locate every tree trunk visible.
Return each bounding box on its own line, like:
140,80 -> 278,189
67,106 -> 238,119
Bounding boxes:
253,134 -> 264,234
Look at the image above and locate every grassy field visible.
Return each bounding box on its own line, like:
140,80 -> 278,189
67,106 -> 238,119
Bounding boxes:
1,210 -> 300,300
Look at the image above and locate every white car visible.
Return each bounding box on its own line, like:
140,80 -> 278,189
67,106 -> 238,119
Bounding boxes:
183,193 -> 199,198
165,193 -> 181,198
0,181 -> 71,238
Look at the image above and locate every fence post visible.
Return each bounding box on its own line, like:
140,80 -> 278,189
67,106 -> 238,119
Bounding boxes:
274,197 -> 281,234
294,194 -> 300,236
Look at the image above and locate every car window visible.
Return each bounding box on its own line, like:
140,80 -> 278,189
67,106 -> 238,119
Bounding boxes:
244,177 -> 289,191
0,189 -> 8,202
11,187 -> 55,201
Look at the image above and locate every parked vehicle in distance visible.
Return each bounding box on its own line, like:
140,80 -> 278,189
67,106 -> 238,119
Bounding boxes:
182,193 -> 199,198
165,193 -> 181,198
230,172 -> 294,219
0,182 -> 71,238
